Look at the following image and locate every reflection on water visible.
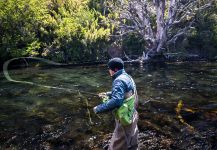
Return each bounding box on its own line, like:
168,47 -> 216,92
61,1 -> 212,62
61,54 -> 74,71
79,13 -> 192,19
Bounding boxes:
0,62 -> 217,149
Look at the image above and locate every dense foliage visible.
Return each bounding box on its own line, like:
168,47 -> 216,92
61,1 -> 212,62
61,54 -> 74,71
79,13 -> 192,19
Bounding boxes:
185,2 -> 217,59
0,0 -> 110,63
0,0 -> 217,64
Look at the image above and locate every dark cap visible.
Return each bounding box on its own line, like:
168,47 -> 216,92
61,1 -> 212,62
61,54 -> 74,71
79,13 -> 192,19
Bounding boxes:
107,57 -> 124,71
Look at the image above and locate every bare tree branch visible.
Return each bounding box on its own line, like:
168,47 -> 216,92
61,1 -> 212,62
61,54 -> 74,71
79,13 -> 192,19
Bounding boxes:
107,0 -> 213,61
168,0 -> 176,24
167,19 -> 195,44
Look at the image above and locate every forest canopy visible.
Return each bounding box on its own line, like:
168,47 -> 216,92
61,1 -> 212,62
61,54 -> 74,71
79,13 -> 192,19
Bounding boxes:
0,0 -> 217,64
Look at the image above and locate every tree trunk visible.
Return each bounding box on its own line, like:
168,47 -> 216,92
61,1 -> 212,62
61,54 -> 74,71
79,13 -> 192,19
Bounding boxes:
142,0 -> 166,61
62,48 -> 69,63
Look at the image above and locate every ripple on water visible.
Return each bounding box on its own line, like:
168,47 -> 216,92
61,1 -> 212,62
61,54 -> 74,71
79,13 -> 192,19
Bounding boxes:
0,62 -> 217,149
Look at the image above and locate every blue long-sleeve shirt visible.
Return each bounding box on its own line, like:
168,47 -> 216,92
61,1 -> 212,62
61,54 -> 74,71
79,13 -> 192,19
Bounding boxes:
95,69 -> 135,113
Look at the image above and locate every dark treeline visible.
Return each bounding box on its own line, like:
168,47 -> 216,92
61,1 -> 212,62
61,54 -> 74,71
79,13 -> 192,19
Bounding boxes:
0,0 -> 217,65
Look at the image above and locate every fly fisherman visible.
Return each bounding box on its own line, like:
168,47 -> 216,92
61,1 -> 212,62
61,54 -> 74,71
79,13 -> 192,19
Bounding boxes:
93,57 -> 139,150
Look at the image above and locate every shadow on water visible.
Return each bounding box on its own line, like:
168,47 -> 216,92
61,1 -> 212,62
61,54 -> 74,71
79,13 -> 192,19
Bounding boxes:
0,62 -> 217,149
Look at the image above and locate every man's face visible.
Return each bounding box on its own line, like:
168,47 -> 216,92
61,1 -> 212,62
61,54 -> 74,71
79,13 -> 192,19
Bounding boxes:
109,69 -> 115,77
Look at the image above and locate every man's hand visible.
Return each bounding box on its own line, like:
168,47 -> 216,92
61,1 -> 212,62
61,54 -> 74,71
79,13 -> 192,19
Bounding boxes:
93,106 -> 98,114
98,92 -> 107,98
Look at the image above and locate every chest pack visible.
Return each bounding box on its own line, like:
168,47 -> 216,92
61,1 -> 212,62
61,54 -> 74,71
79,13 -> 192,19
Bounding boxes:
113,94 -> 135,126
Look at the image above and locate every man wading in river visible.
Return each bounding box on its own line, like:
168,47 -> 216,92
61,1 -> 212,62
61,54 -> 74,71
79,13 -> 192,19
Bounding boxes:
93,58 -> 139,150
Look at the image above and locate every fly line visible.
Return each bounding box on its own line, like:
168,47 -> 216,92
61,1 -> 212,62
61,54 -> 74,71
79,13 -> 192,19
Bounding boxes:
3,57 -> 99,125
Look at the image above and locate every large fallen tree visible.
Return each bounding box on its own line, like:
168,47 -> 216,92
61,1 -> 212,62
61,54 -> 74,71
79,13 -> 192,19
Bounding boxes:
107,0 -> 213,62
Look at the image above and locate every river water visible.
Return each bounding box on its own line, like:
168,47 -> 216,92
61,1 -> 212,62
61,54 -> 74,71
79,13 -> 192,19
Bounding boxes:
0,62 -> 217,149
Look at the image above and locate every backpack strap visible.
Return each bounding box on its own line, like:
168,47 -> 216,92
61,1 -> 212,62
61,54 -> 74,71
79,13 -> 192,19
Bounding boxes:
123,73 -> 139,109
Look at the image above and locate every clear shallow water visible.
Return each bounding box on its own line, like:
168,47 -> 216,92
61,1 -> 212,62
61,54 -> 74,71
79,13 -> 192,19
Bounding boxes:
0,62 -> 217,149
